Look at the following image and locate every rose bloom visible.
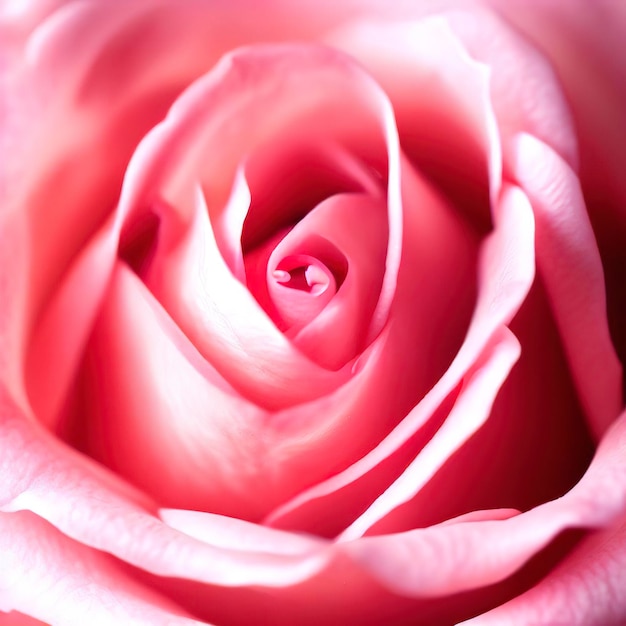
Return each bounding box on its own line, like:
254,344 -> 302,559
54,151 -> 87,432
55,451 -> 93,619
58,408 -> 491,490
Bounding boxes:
1,0 -> 625,624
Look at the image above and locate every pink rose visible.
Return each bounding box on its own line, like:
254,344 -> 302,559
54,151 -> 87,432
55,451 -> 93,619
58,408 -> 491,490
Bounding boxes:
1,1 -> 625,624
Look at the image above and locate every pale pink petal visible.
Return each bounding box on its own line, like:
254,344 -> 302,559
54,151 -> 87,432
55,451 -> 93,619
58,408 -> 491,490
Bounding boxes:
160,509 -> 323,555
214,164 -> 250,283
339,408 -> 626,597
510,133 -> 622,439
439,508 -> 520,526
460,515 -> 626,625
0,385 -> 329,588
0,511 -> 205,626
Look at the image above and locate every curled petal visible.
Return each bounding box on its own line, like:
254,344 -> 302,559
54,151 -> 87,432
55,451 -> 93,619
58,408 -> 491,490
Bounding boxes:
339,408 -> 626,597
339,326 -> 521,540
459,514 -> 626,625
0,511 -> 204,626
0,384 -> 330,589
510,133 -> 622,439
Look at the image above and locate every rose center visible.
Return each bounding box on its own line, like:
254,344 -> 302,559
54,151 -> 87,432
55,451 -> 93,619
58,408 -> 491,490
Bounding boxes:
273,257 -> 331,295
269,253 -> 339,330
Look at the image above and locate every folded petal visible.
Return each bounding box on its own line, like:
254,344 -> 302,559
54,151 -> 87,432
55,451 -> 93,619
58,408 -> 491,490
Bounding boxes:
510,132 -> 622,439
339,408 -> 626,598
339,326 -> 521,540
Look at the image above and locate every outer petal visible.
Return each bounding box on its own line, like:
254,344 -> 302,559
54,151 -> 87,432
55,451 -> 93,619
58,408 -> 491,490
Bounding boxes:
338,408 -> 626,598
460,515 -> 626,625
491,0 -> 626,373
0,511 -> 205,626
0,384 -> 330,589
510,132 -> 622,439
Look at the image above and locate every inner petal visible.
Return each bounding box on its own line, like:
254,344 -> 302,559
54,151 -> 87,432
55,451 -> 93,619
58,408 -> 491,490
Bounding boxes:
270,254 -> 337,330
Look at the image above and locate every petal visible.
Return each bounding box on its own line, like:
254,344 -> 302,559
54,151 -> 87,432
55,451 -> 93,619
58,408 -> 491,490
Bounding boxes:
510,132 -> 623,439
160,508 -> 322,555
0,384 -> 329,589
0,511 -> 204,626
145,185 -> 345,410
459,515 -> 626,625
339,407 -> 626,598
339,326 -> 521,540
